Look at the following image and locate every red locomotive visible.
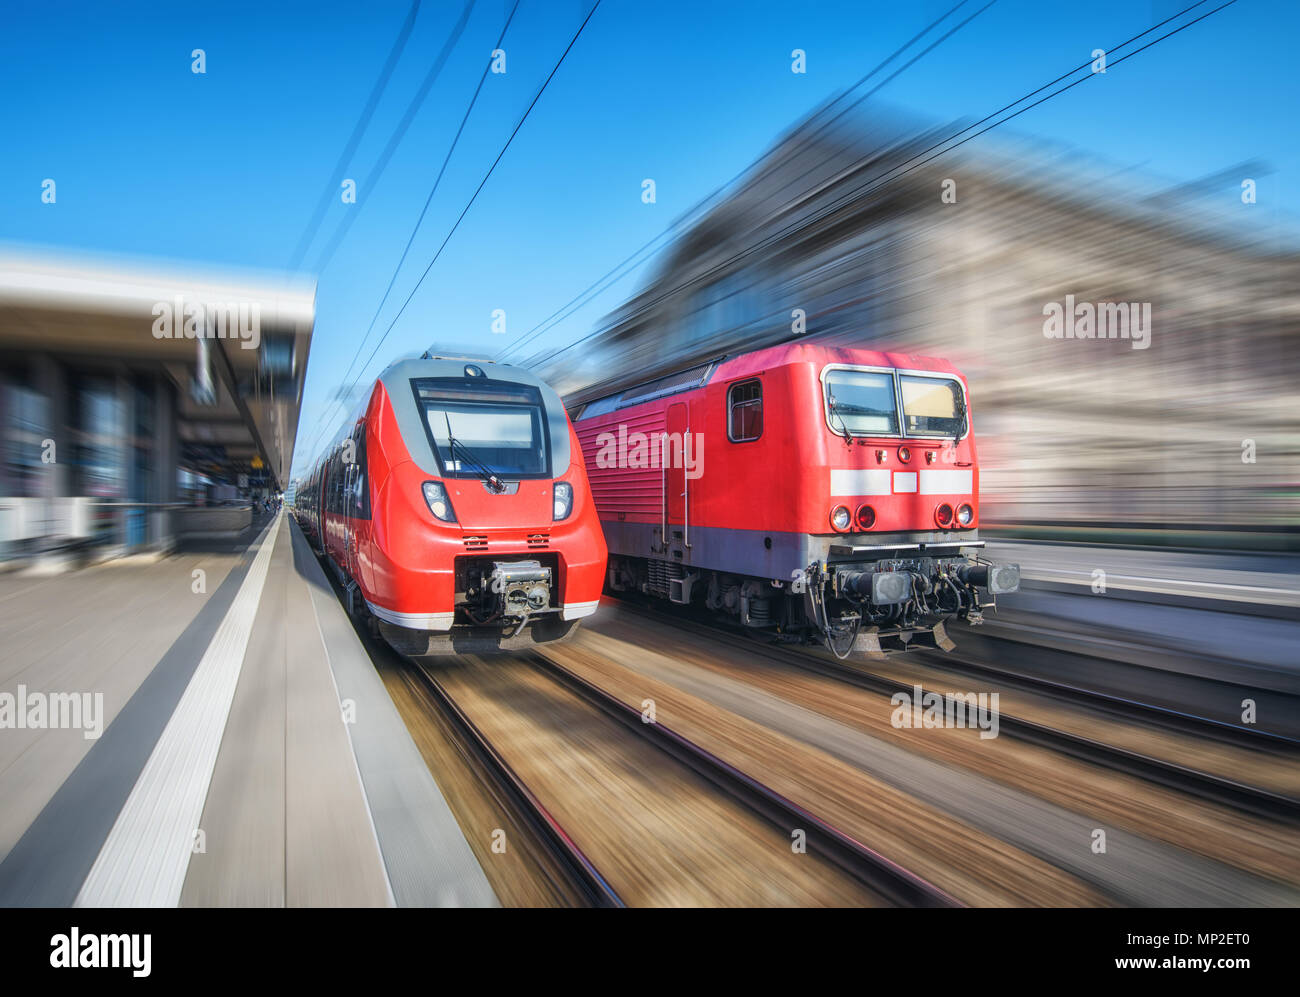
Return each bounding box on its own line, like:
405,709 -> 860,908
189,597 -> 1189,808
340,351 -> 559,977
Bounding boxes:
570,342 -> 1019,656
296,354 -> 607,656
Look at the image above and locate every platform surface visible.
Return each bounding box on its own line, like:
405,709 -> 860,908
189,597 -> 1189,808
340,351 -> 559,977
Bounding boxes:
0,512 -> 496,907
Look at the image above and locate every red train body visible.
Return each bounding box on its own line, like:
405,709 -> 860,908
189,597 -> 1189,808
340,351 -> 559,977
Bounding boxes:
571,342 -> 1019,656
296,356 -> 607,656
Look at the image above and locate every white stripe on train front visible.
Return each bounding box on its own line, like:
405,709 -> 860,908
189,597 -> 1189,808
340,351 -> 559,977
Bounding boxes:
830,468 -> 891,495
366,601 -> 456,631
830,467 -> 972,496
562,600 -> 601,621
918,469 -> 972,494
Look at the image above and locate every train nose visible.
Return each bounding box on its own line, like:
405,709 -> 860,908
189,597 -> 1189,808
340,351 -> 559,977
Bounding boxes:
445,481 -> 552,530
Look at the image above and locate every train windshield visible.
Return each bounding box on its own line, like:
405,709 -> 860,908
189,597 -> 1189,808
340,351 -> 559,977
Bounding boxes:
824,369 -> 898,435
412,378 -> 550,478
823,369 -> 967,438
899,375 -> 965,437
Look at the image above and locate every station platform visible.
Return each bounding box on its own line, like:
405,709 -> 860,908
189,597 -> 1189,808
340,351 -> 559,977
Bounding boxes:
0,512 -> 496,907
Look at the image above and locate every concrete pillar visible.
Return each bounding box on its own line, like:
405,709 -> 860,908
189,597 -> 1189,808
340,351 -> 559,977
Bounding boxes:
33,355 -> 69,499
0,377 -> 11,497
153,376 -> 177,550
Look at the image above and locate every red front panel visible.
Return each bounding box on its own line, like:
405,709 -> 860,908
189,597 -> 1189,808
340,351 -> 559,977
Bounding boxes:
575,342 -> 981,541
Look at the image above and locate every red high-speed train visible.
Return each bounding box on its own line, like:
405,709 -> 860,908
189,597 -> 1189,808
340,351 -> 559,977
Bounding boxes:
296,354 -> 607,656
570,342 -> 1019,657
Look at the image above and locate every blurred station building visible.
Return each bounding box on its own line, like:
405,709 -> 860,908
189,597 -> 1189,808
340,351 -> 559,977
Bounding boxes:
544,110 -> 1300,541
0,252 -> 313,564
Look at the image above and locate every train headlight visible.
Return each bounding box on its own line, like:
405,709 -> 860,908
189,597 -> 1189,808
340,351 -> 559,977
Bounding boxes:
934,503 -> 954,528
855,504 -> 875,529
956,503 -> 974,527
830,505 -> 851,531
553,481 -> 573,521
422,481 -> 457,523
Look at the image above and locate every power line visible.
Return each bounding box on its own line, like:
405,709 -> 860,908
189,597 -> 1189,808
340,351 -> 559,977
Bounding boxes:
335,1 -> 602,413
302,0 -> 519,463
303,0 -> 601,464
310,0 -> 478,275
297,0 -> 481,462
524,0 -> 1230,373
286,0 -> 422,273
493,0 -> 990,363
335,0 -> 522,403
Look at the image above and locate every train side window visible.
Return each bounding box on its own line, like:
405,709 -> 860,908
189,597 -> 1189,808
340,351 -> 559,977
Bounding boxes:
727,379 -> 762,442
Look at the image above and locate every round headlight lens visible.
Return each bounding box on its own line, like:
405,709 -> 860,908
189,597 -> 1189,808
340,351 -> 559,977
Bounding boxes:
831,505 -> 851,531
897,446 -> 912,463
956,503 -> 974,526
935,503 -> 954,527
855,504 -> 875,529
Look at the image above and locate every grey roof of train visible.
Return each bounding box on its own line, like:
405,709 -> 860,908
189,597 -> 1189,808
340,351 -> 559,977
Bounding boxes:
310,356 -> 572,479
378,356 -> 553,392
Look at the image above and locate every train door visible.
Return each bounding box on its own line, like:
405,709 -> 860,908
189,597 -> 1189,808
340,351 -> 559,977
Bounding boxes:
343,424 -> 372,589
666,401 -> 688,547
326,451 -> 344,566
315,457 -> 330,553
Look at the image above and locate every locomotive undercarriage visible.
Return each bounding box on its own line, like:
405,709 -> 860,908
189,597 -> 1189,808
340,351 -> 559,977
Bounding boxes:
608,551 -> 1020,658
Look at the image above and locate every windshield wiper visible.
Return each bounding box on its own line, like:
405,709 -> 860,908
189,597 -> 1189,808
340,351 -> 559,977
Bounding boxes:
827,394 -> 855,445
443,412 -> 506,493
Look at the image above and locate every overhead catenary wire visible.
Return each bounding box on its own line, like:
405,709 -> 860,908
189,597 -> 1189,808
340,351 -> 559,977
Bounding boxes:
286,0 -> 423,273
523,0 -> 1231,373
310,0 -> 478,276
300,0 -> 494,463
304,0 -> 981,467
334,0 -> 523,404
492,0 -> 992,363
332,1 -> 603,417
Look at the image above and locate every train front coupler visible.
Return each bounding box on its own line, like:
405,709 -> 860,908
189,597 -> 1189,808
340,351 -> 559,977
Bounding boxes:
459,559 -> 555,634
489,559 -> 553,633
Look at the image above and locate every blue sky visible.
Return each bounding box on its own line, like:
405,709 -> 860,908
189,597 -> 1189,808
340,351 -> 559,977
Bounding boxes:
1,0 -> 1294,477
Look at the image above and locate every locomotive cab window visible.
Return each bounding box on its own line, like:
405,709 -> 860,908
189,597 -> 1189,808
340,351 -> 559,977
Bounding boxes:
824,369 -> 898,437
727,379 -> 762,442
900,375 -> 966,438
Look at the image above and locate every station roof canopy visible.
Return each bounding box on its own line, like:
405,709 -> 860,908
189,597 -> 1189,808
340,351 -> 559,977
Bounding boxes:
0,250 -> 314,490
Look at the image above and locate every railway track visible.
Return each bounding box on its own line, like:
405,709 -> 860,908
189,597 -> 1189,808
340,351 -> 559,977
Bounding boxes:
606,596 -> 1300,823
317,528 -> 950,905
410,649 -> 954,907
525,650 -> 959,908
406,660 -> 626,907
911,623 -> 1300,750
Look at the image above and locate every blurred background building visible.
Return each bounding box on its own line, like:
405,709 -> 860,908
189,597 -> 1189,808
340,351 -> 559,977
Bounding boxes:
538,109 -> 1299,542
0,252 -> 313,564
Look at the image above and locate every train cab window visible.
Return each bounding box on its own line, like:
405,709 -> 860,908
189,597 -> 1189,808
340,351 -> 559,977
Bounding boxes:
727,379 -> 763,442
824,369 -> 899,437
899,375 -> 966,438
